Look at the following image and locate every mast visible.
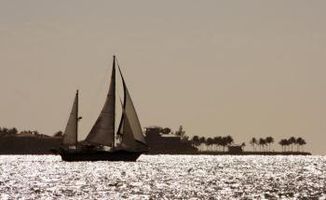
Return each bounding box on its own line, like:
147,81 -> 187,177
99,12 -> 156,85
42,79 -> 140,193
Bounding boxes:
112,55 -> 116,148
75,89 -> 79,146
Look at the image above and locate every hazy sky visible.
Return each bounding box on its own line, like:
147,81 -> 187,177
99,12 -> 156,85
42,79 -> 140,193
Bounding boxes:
0,1 -> 325,154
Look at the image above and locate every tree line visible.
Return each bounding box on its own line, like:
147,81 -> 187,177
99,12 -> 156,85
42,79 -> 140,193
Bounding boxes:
249,136 -> 307,152
190,135 -> 235,151
0,127 -> 19,135
186,135 -> 307,152
278,137 -> 306,152
0,126 -> 60,137
249,137 -> 274,151
148,126 -> 308,153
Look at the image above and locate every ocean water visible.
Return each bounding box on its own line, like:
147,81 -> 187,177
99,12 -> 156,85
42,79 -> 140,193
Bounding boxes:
0,155 -> 325,199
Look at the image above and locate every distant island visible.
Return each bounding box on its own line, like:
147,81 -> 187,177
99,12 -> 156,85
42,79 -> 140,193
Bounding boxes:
0,127 -> 62,154
144,126 -> 311,155
0,126 -> 311,155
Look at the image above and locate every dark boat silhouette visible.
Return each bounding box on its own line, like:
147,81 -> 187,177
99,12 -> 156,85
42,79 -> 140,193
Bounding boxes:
58,56 -> 148,161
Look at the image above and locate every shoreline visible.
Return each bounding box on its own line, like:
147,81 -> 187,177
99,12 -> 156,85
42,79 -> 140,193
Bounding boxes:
145,151 -> 312,156
0,151 -> 312,156
0,135 -> 312,156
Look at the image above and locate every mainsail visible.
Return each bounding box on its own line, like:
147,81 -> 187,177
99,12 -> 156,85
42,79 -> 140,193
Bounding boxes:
86,58 -> 116,146
63,90 -> 79,146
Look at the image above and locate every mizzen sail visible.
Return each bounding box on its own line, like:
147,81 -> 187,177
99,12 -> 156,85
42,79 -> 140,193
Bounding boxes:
63,90 -> 79,146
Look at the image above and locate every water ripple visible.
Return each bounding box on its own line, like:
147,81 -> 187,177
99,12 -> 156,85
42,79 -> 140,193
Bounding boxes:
0,155 -> 325,199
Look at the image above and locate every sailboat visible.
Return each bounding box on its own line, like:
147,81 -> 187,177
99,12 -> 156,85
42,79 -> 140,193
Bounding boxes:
58,55 -> 148,161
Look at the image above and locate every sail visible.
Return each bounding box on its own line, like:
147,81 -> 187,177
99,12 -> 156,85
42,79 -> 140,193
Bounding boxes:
123,88 -> 147,145
63,90 -> 78,146
86,59 -> 116,146
118,66 -> 147,149
120,115 -> 140,149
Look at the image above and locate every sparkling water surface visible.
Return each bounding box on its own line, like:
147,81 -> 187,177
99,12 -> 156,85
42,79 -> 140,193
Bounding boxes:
0,155 -> 325,199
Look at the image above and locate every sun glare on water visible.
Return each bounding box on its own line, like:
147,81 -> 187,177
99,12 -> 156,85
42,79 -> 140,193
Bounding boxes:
0,155 -> 325,199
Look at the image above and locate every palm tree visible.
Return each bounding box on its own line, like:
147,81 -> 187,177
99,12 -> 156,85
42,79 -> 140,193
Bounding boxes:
279,139 -> 286,152
213,136 -> 222,151
300,139 -> 306,152
288,137 -> 296,152
295,137 -> 302,152
259,138 -> 266,151
220,137 -> 228,152
265,137 -> 274,151
206,137 -> 214,151
250,137 -> 257,151
296,137 -> 306,152
280,139 -> 291,152
284,139 -> 291,152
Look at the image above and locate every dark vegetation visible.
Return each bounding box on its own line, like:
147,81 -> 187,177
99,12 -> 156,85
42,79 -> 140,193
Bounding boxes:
189,135 -> 235,152
187,135 -> 308,153
0,126 -> 62,154
248,137 -> 307,152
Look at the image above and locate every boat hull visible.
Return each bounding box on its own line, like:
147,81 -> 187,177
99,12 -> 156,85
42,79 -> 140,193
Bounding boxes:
58,149 -> 142,162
